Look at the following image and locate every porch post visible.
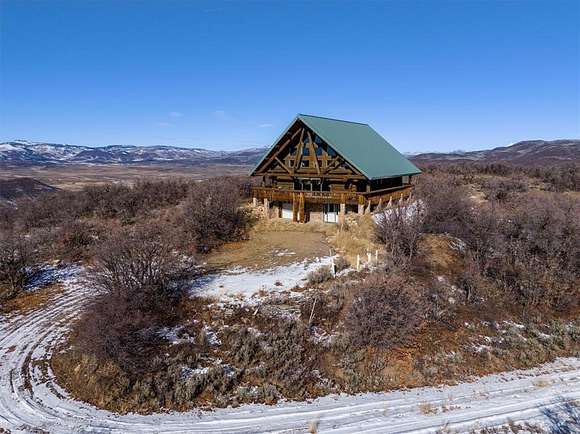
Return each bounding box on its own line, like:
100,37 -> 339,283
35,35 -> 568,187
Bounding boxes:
339,202 -> 346,224
263,198 -> 270,220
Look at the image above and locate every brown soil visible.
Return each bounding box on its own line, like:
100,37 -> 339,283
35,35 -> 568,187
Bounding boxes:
0,285 -> 63,315
205,228 -> 332,271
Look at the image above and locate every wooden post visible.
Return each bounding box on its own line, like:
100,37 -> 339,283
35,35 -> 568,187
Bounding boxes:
263,198 -> 270,219
339,202 -> 346,224
365,201 -> 371,214
367,252 -> 372,266
356,254 -> 361,272
358,203 -> 365,215
292,193 -> 298,223
299,192 -> 305,223
252,197 -> 258,207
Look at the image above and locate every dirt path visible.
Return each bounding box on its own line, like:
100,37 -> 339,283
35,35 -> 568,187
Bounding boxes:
205,230 -> 332,271
1,269 -> 579,433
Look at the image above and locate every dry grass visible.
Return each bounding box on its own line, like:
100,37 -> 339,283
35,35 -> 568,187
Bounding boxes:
205,229 -> 332,271
418,402 -> 438,415
332,216 -> 380,264
532,378 -> 552,388
0,284 -> 63,314
0,163 -> 251,191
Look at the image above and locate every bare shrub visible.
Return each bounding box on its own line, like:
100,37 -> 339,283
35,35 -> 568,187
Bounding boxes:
415,174 -> 472,237
481,177 -> 528,201
56,220 -> 101,261
182,179 -> 248,253
224,319 -> 321,398
490,192 -> 580,310
334,256 -> 349,272
307,266 -> 333,285
0,233 -> 36,300
75,224 -> 194,372
345,274 -> 426,348
300,286 -> 346,328
375,204 -> 423,268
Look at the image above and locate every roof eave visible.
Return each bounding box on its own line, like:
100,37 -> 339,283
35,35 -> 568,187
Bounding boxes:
249,115 -> 301,176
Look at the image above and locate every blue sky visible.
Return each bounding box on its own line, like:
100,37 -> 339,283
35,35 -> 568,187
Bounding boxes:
0,1 -> 578,152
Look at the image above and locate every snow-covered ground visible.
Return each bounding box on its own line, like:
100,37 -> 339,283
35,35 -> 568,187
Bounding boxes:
191,256 -> 335,304
1,266 -> 579,433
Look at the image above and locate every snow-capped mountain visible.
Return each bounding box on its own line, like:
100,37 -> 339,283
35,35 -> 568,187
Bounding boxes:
410,139 -> 580,165
0,140 -> 267,165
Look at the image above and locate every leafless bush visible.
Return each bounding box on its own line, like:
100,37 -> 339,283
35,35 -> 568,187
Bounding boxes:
334,256 -> 349,272
307,266 -> 333,285
485,192 -> 579,310
224,319 -> 321,398
300,286 -> 346,328
182,179 -> 248,253
375,204 -> 423,268
56,220 -> 101,261
345,274 -> 426,348
481,177 -> 528,201
75,224 -> 194,372
0,233 -> 36,300
415,174 -> 472,237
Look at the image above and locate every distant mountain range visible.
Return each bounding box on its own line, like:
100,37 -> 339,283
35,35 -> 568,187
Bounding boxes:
0,140 -> 267,166
410,139 -> 579,165
1,139 -> 578,167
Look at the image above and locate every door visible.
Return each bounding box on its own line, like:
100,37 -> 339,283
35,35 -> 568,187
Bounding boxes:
323,203 -> 339,223
281,202 -> 293,219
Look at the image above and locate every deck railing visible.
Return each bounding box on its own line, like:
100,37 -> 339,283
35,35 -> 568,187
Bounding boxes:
251,185 -> 412,206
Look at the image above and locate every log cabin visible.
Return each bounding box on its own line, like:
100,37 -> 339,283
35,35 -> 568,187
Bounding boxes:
250,114 -> 421,223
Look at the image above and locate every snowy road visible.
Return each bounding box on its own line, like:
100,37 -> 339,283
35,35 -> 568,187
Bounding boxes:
0,269 -> 579,433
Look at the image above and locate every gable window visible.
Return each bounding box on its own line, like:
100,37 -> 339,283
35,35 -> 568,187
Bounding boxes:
302,147 -> 310,156
301,160 -> 309,168
315,145 -> 323,156
289,146 -> 297,155
288,160 -> 294,168
327,147 -> 337,157
314,135 -> 322,144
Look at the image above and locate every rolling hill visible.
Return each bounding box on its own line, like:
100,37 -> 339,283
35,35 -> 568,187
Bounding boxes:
410,139 -> 579,165
0,140 -> 267,166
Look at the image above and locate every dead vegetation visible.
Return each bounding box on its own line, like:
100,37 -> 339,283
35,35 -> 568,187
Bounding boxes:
2,165 -> 577,414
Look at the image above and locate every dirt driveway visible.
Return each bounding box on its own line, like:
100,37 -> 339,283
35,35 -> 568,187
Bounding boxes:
205,229 -> 332,271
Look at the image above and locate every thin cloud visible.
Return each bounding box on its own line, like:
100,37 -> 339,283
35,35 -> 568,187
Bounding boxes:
213,110 -> 235,121
155,121 -> 174,128
258,123 -> 273,128
168,111 -> 184,118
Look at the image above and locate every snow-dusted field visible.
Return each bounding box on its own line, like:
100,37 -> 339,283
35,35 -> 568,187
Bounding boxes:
191,256 -> 335,304
1,266 -> 579,433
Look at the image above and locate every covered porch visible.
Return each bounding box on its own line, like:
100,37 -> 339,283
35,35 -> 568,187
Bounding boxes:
251,185 -> 413,223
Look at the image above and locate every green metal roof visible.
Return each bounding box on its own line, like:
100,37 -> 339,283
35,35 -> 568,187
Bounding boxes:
251,114 -> 421,180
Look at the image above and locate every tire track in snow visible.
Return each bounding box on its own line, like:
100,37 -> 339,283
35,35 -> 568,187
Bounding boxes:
0,268 -> 579,433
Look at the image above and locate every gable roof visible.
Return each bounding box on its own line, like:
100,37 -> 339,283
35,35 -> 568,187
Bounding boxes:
251,114 -> 421,180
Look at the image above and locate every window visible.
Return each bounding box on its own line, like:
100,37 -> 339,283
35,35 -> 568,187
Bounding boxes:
289,146 -> 297,155
327,147 -> 337,157
288,160 -> 294,167
317,160 -> 322,168
314,135 -> 322,144
302,147 -> 310,156
315,145 -> 323,156
301,160 -> 309,168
